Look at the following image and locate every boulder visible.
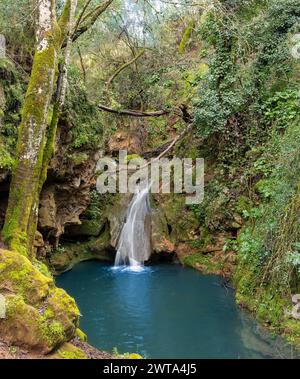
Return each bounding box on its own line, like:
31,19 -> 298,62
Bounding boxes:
0,249 -> 80,353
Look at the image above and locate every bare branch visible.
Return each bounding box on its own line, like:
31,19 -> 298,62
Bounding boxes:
98,104 -> 173,117
73,0 -> 93,34
98,103 -> 193,124
77,46 -> 87,83
107,123 -> 194,176
70,0 -> 114,45
146,123 -> 193,164
104,49 -> 145,94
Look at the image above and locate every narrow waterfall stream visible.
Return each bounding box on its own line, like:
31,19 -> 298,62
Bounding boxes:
114,186 -> 151,269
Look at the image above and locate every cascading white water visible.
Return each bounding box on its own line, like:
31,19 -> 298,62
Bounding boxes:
114,186 -> 151,269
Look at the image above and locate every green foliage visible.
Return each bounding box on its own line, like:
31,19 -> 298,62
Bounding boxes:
262,89 -> 300,131
183,252 -> 222,274
0,140 -> 15,170
235,119 -> 300,340
0,59 -> 25,158
147,117 -> 169,147
83,191 -> 113,221
65,66 -> 103,150
53,245 -> 66,255
189,0 -> 300,343
194,0 -> 300,162
0,0 -> 35,58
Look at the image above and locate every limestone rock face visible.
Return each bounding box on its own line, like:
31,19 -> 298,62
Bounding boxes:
0,249 -> 80,353
57,192 -> 200,266
49,232 -> 112,274
107,194 -> 132,248
39,187 -> 57,231
38,184 -> 89,246
105,194 -> 184,257
151,208 -> 174,254
108,119 -> 148,155
38,152 -> 95,246
105,193 -> 199,258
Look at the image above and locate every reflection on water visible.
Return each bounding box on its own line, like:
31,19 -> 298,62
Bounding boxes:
57,261 -> 296,359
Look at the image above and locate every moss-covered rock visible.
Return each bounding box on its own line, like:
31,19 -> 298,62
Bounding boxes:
0,248 -> 80,353
1,294 -> 48,351
49,230 -> 113,274
42,287 -> 80,342
65,219 -> 105,238
183,250 -> 236,278
0,248 -> 52,305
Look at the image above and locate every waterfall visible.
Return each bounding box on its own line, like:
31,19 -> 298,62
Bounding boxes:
114,186 -> 151,269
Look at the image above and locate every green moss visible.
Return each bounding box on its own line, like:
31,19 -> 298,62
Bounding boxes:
58,0 -> 71,44
69,219 -> 102,237
0,2 -> 67,257
125,154 -> 141,163
32,259 -> 53,279
0,249 -> 80,352
158,194 -> 200,243
37,287 -> 80,349
0,139 -> 15,170
75,328 -> 87,342
183,252 -> 223,274
5,294 -> 26,318
2,294 -> 61,353
68,152 -> 89,166
39,319 -> 65,347
57,343 -> 88,359
235,282 -> 297,339
50,229 -> 112,273
112,348 -> 143,359
122,353 -> 143,359
47,287 -> 80,321
1,44 -> 58,256
0,249 -> 52,305
178,20 -> 194,54
283,319 -> 300,345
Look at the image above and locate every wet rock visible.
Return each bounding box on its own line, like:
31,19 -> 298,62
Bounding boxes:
107,194 -> 132,248
151,208 -> 174,254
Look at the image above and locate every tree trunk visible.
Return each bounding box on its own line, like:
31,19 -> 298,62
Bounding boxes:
1,0 -> 77,257
27,0 -> 78,255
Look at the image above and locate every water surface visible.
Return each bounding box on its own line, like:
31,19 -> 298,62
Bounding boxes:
57,261 -> 290,359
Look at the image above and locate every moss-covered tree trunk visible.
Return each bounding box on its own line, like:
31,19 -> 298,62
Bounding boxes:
2,0 -> 77,257
27,0 -> 78,255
